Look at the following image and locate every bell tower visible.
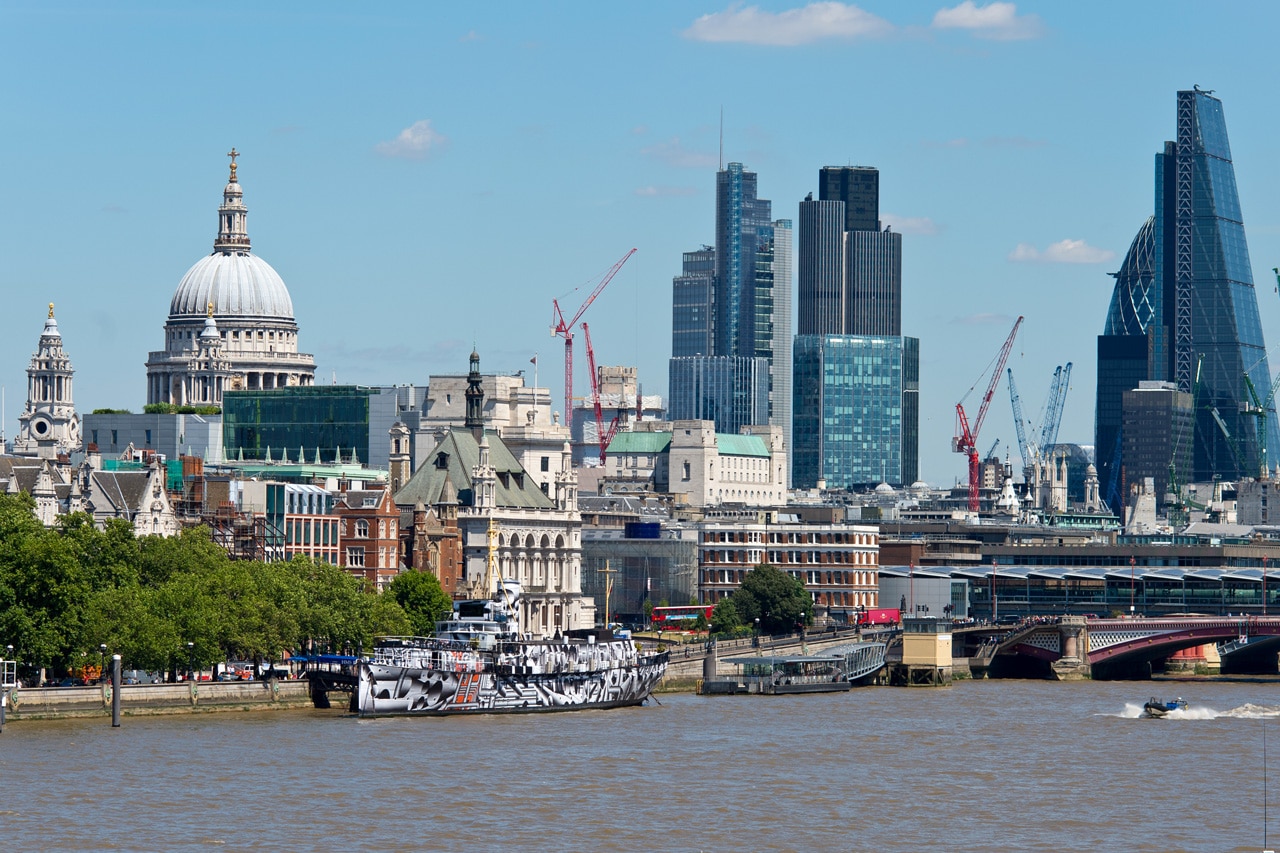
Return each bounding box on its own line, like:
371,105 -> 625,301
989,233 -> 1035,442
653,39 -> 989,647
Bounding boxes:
14,304 -> 81,458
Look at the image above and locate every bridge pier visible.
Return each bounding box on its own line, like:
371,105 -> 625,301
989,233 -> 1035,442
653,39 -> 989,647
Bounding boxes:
1050,616 -> 1091,681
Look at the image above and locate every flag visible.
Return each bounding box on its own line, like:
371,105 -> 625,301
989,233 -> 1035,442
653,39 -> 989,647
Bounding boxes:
530,354 -> 537,365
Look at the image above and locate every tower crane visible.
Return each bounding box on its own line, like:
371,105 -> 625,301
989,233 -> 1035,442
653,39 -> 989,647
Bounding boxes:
550,248 -> 637,418
1039,362 -> 1072,455
954,316 -> 1023,512
581,323 -> 621,465
1007,367 -> 1031,471
1244,369 -> 1280,478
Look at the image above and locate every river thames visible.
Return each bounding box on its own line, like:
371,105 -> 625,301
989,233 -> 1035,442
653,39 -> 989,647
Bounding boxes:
1,679 -> 1275,852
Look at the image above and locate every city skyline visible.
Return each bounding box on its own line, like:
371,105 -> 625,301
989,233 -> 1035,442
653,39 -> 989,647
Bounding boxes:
5,2 -> 1280,487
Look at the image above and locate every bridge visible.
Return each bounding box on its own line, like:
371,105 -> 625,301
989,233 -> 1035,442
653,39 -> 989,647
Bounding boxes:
974,615 -> 1280,679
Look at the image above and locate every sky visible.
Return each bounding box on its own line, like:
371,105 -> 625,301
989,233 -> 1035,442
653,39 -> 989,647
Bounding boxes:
4,1 -> 1280,487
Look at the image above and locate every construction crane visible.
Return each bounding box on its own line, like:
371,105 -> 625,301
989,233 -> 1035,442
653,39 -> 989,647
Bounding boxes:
581,323 -> 621,465
1007,368 -> 1031,471
954,316 -> 1023,512
550,248 -> 637,418
1039,362 -> 1073,455
1244,369 -> 1280,478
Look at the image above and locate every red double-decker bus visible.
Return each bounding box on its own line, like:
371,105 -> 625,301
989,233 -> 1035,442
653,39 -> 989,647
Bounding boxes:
651,605 -> 714,628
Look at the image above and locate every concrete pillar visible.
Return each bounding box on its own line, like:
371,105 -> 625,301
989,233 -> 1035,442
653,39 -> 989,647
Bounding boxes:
1052,615 -> 1090,681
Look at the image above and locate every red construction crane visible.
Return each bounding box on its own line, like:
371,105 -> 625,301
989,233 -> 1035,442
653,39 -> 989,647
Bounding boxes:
582,323 -> 617,465
953,316 -> 1023,512
550,248 -> 637,418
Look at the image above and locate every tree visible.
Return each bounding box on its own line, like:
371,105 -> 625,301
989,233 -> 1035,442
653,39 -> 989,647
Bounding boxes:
710,597 -> 741,634
730,564 -> 811,635
388,570 -> 452,637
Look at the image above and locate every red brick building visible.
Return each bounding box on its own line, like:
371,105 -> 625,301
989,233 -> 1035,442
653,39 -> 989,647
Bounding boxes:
337,487 -> 401,591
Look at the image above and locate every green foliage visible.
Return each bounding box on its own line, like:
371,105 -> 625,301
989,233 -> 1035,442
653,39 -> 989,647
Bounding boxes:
0,492 -> 412,678
730,564 -> 812,635
389,570 -> 452,636
710,597 -> 741,634
90,408 -> 132,415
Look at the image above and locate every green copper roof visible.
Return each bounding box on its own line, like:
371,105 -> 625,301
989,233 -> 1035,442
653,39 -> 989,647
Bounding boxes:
715,434 -> 770,457
394,427 -> 554,510
606,432 -> 672,454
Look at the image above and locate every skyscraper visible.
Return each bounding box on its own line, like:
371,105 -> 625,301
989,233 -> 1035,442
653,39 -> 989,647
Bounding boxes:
669,163 -> 792,470
793,166 -> 917,489
1097,88 -> 1276,497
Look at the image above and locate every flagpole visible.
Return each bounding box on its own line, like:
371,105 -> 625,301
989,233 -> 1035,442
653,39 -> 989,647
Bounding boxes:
532,353 -> 538,396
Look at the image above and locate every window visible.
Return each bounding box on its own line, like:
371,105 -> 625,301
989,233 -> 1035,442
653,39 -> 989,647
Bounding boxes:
355,519 -> 369,538
347,547 -> 365,567
541,456 -> 550,472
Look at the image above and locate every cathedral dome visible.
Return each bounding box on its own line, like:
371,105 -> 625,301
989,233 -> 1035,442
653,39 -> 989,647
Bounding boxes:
169,252 -> 294,321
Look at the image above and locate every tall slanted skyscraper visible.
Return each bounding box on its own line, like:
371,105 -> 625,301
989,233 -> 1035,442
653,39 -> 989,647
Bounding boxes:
793,166 -> 918,490
1097,87 -> 1276,503
669,164 -> 792,470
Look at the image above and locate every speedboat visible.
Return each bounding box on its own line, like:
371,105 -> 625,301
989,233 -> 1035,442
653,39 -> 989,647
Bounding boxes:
1142,696 -> 1187,718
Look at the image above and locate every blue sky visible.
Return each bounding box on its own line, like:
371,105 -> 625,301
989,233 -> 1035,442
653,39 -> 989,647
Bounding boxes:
4,1 -> 1280,486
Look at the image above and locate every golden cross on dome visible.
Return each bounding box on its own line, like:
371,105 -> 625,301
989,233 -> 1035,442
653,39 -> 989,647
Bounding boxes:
227,147 -> 239,180
207,301 -> 214,318
48,302 -> 55,319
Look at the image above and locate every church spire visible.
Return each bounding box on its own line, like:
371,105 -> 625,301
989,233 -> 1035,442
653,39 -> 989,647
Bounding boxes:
465,349 -> 485,435
214,147 -> 251,254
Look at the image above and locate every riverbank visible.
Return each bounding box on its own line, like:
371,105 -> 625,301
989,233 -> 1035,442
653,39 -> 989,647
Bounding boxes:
2,679 -> 316,721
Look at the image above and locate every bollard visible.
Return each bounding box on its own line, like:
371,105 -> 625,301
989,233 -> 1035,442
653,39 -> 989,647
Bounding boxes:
1,687 -> 6,734
111,655 -> 121,727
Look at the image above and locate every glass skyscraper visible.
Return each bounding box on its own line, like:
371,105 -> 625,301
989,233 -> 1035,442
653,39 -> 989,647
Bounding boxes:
794,165 -> 916,488
793,335 -> 919,489
669,164 -> 792,474
1097,88 -> 1276,493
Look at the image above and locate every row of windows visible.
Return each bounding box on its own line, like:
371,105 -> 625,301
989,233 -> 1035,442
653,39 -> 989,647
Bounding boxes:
702,529 -> 876,546
700,568 -> 877,588
702,550 -> 877,567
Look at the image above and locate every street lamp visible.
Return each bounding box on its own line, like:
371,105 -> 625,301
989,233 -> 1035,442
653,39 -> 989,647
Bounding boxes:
753,617 -> 760,648
99,644 -> 107,683
186,642 -> 195,682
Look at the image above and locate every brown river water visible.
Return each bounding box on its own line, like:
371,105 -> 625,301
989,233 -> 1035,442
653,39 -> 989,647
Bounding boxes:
0,679 -> 1276,852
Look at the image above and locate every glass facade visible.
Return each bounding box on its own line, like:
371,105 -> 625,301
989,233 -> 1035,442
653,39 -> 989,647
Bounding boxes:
1098,89 -> 1276,487
793,335 -> 919,489
667,356 -> 769,434
671,246 -> 715,357
223,385 -> 374,463
1095,334 -> 1151,508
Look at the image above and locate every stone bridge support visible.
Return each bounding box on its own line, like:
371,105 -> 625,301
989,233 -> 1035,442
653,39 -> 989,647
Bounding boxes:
1050,615 -> 1090,681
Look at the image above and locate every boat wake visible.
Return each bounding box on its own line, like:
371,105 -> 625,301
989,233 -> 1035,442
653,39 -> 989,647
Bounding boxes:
1113,701 -> 1280,720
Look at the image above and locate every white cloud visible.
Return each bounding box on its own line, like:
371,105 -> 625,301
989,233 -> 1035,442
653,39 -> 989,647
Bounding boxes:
635,185 -> 698,198
374,120 -> 447,160
640,137 -> 717,169
881,213 -> 939,235
1009,239 -> 1115,264
932,1 -> 1044,41
459,30 -> 481,42
683,2 -> 893,46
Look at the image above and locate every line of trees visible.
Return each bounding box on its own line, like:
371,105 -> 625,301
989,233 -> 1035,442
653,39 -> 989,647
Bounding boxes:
0,493 -> 453,683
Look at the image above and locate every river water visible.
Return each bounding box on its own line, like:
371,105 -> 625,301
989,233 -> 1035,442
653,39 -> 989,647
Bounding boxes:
1,679 -> 1276,852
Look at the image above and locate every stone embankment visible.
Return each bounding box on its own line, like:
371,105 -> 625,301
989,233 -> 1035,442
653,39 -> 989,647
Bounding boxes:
3,679 -> 314,721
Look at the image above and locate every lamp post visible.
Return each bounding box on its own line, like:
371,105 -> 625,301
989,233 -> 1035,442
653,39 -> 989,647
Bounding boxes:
1130,555 -> 1136,618
992,559 -> 999,623
753,617 -> 760,649
186,642 -> 195,682
1264,556 -> 1269,617
99,644 -> 107,683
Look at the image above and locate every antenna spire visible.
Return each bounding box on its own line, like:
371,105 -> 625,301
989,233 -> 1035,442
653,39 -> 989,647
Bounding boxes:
719,106 -> 724,170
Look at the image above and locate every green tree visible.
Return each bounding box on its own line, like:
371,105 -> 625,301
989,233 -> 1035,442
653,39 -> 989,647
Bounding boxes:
388,570 -> 453,637
710,597 -> 741,634
730,564 -> 811,635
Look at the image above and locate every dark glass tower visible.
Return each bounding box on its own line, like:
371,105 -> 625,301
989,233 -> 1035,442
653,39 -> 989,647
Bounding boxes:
794,165 -> 916,488
671,246 -> 715,358
1097,88 -> 1276,494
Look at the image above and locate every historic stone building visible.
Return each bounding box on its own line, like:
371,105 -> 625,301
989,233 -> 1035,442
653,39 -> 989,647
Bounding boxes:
146,150 -> 315,406
14,305 -> 80,458
394,352 -> 594,635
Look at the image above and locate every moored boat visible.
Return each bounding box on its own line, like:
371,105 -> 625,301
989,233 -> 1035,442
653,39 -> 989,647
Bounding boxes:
357,581 -> 668,716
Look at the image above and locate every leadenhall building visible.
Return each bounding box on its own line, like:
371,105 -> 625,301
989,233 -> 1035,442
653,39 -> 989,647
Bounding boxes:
145,150 -> 315,406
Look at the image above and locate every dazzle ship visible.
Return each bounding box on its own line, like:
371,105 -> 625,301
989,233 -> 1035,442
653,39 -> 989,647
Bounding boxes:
357,582 -> 669,716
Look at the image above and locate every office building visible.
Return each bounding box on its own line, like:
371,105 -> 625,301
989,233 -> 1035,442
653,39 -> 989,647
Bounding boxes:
794,166 -> 916,488
793,335 -> 919,489
668,164 -> 792,474
1121,382 -> 1194,504
1097,88 -> 1277,491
